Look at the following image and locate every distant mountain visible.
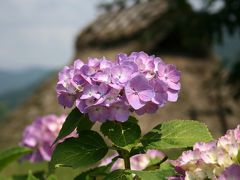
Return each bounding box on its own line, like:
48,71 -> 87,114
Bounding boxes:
0,68 -> 55,118
0,68 -> 53,95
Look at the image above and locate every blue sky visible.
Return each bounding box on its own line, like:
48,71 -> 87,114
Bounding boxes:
0,0 -> 99,70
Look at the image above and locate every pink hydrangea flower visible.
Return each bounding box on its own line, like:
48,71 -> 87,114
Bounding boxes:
56,52 -> 181,122
20,114 -> 76,162
170,125 -> 240,180
125,75 -> 154,110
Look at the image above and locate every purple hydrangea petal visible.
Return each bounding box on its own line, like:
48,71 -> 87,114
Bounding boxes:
111,65 -> 133,87
138,89 -> 155,102
20,114 -> 76,162
120,61 -> 138,73
56,83 -> 67,93
146,150 -> 165,159
167,89 -> 179,102
167,177 -> 185,180
129,74 -> 151,92
168,81 -> 181,90
98,83 -> 109,96
234,125 -> 240,141
130,154 -> 150,170
76,97 -> 97,113
80,65 -> 96,83
88,57 -> 101,68
72,73 -> 86,90
76,99 -> 87,113
150,79 -> 168,105
126,92 -> 145,110
87,105 -> 109,122
29,151 -> 43,163
23,137 -> 37,147
153,57 -> 164,72
80,84 -> 100,100
116,53 -> 128,63
158,64 -> 181,91
168,68 -> 181,82
109,102 -> 129,122
58,66 -> 72,81
57,93 -> 75,108
100,58 -> 112,69
38,144 -> 52,161
135,102 -> 158,115
134,52 -> 155,73
193,141 -> 217,151
125,75 -> 154,109
93,70 -> 111,83
74,59 -> 84,69
219,164 -> 240,180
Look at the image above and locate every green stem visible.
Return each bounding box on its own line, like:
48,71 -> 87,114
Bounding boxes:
115,145 -> 131,170
159,155 -> 168,165
123,155 -> 131,170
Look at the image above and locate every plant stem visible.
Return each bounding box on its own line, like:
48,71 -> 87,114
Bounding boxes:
159,155 -> 168,165
123,155 -> 131,170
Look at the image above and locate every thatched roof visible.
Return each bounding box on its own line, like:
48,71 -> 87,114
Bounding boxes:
76,0 -> 168,47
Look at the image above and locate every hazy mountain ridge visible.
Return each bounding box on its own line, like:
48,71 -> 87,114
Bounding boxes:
0,68 -> 54,95
0,68 -> 55,118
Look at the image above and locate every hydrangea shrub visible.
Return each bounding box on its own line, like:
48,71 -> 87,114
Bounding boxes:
19,114 -> 76,162
0,52 -> 239,180
56,51 -> 180,122
170,125 -> 240,179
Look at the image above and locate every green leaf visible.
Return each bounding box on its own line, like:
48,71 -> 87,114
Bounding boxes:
100,119 -> 141,148
236,149 -> 240,164
74,166 -> 107,180
12,171 -> 45,180
76,114 -> 94,134
144,160 -> 172,171
141,120 -> 213,150
127,116 -> 138,123
54,107 -> 94,144
74,155 -> 119,180
0,147 -> 32,171
74,165 -> 110,180
27,171 -> 39,180
0,175 -> 10,180
160,162 -> 175,171
128,164 -> 175,180
130,144 -> 145,156
127,168 -> 175,180
161,148 -> 186,160
50,130 -> 108,170
104,170 -> 132,180
46,175 -> 57,180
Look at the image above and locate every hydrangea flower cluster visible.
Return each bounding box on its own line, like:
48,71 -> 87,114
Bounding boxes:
169,125 -> 240,180
56,52 -> 181,122
20,114 -> 75,162
100,150 -> 165,171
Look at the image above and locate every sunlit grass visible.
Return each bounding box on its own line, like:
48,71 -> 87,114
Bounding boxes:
1,161 -> 81,180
